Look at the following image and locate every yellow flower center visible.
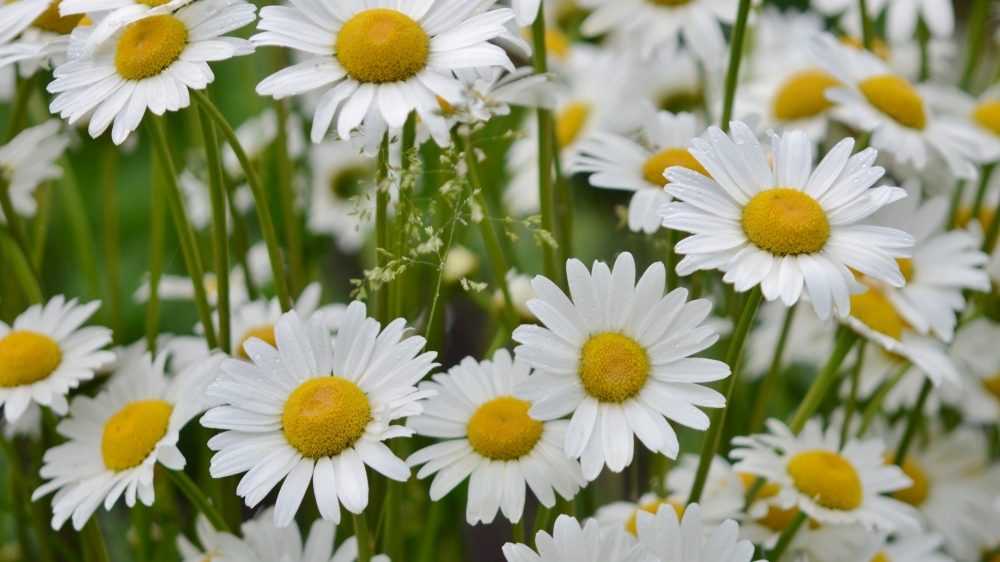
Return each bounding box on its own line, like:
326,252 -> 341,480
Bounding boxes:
850,288 -> 905,340
330,168 -> 369,199
983,373 -> 1000,402
642,147 -> 710,187
579,333 -> 649,403
556,102 -> 590,149
625,499 -> 684,535
742,188 -> 830,256
973,100 -> 1000,136
282,377 -> 370,459
114,15 -> 188,81
335,9 -> 429,84
31,0 -> 85,34
466,396 -> 543,461
895,258 -> 914,282
859,75 -> 926,130
237,324 -> 277,359
887,455 -> 930,506
546,27 -> 570,59
871,552 -> 892,562
101,399 -> 173,471
773,69 -> 839,120
787,450 -> 863,511
0,331 -> 62,387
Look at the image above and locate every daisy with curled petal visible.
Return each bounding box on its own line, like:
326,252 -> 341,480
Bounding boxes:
0,295 -> 114,421
47,0 -> 256,145
571,103 -> 709,234
457,66 -> 555,124
177,514 -> 258,562
513,252 -> 731,481
202,305 -> 437,528
252,0 -> 515,153
240,507 -> 390,562
730,418 -> 919,531
810,33 -> 999,181
658,122 -> 914,321
633,503 -> 762,562
58,0 -> 195,54
503,514 -> 657,562
406,349 -> 586,525
1,120 -> 69,223
948,317 -> 1000,425
33,350 -> 223,530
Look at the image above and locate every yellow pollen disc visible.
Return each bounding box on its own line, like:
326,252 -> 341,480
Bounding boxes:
556,102 -> 591,149
101,399 -> 173,471
642,147 -> 710,187
237,324 -> 277,359
859,75 -> 926,130
773,69 -> 839,120
849,288 -> 905,340
982,373 -> 1000,401
282,377 -> 370,459
579,333 -> 649,403
335,9 -> 429,84
787,450 -> 863,511
973,100 -> 1000,136
466,396 -> 543,461
742,188 -> 830,256
871,552 -> 892,562
114,15 -> 188,81
887,455 -> 930,506
31,0 -> 86,34
625,499 -> 684,535
0,331 -> 62,387
895,258 -> 914,282
738,473 -> 782,499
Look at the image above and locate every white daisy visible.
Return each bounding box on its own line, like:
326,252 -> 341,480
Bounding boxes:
58,0 -> 195,53
632,503 -> 760,562
730,418 -> 919,530
862,530 -> 953,562
406,349 -> 586,525
240,507 -> 390,562
32,350 -> 223,530
493,268 -> 537,322
202,305 -> 437,527
810,33 -> 1000,181
177,514 -> 258,562
0,0 -> 52,45
456,66 -> 555,124
513,252 -> 730,480
47,0 -> 256,145
0,120 -> 70,223
847,345 -> 960,415
133,269 -> 251,308
502,514 -> 657,562
634,48 -> 708,119
948,317 -> 1000,424
0,0 -> 87,76
252,0 -> 515,152
571,104 -> 708,234
0,295 -> 114,421
658,122 -> 914,321
306,138 -> 375,254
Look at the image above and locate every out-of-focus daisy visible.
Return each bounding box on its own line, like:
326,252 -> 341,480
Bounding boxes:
0,0 -> 87,76
632,503 -> 760,562
635,48 -> 708,118
744,301 -> 838,379
221,108 -> 306,181
847,345 -> 959,415
443,245 -> 479,285
862,530 -> 953,562
658,123 -> 913,321
48,0 -> 256,145
493,268 -> 536,321
240,507 -> 390,562
731,418 -> 919,530
306,138 -> 375,254
406,349 -> 586,525
513,252 -> 730,480
0,296 -> 113,421
33,351 -> 223,530
811,34 -> 999,181
133,268 -> 251,308
949,317 -> 1000,424
457,67 -> 555,124
0,0 -> 54,45
252,0 -> 515,152
177,514 -> 258,562
0,120 -> 69,223
571,104 -> 708,234
502,514 -> 656,562
202,306 -> 436,527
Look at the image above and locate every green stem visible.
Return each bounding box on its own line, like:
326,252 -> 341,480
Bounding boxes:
353,510 -> 371,562
841,340 -> 866,449
530,5 -> 559,285
132,503 -> 151,562
192,89 -> 291,312
718,0 -> 754,131
552,123 -> 573,267
858,0 -> 874,51
224,175 -> 258,301
894,378 -> 932,465
147,117 -> 218,350
57,156 -> 102,301
917,18 -> 930,81
532,505 -> 552,547
0,176 -> 37,282
30,182 -> 52,271
0,436 -> 50,562
416,500 -> 444,562
164,469 -> 231,533
100,145 -> 124,343
665,229 -> 679,291
423,195 -> 460,347
199,108 -> 231,355
3,73 -> 39,144
971,164 -> 995,222
767,510 -> 807,561
858,362 -> 911,437
787,328 -> 858,433
146,162 -> 166,355
960,0 -> 989,90
981,188 -> 1000,253
749,304 -> 795,434
375,134 -> 391,325
272,97 -> 303,298
79,517 -> 110,562
687,286 -> 762,504
947,180 -> 967,229
0,225 -> 43,304
512,519 -> 525,545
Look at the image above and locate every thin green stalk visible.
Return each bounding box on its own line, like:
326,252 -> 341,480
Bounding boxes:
0,226 -> 43,304
894,378 -> 933,465
192,89 -> 291,312
917,18 -> 930,81
147,117 -> 218,350
80,517 -> 110,562
749,304 -> 795,434
57,155 -> 102,301
532,505 -> 552,547
100,144 -> 124,343
31,182 -> 52,270
0,176 -> 37,281
199,108 -> 231,354
687,286 -> 763,504
981,191 -> 1000,253
354,511 -> 371,562
3,73 -> 39,144
719,0 -> 754,131
665,229 -> 679,291
841,340 -> 866,449
960,0 -> 989,90
0,436 -> 50,562
858,0 -> 874,51
393,113 -> 417,320
552,123 -> 574,267
767,510 -> 807,561
224,175 -> 258,301
132,503 -> 151,562
512,519 -> 525,544
272,97 -> 303,297
165,469 -> 231,533
375,134 -> 391,325
858,362 -> 911,437
971,164 -> 996,222
787,329 -> 858,433
947,180 -> 967,229
530,5 -> 559,284
416,500 -> 444,562
423,195 -> 461,346
146,161 -> 166,355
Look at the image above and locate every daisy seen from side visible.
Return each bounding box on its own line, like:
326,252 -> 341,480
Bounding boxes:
947,317 -> 1000,424
240,506 -> 390,562
0,120 -> 69,223
632,503 -> 762,562
502,514 -> 657,562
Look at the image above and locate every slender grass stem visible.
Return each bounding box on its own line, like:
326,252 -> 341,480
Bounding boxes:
719,0 -> 754,131
981,190 -> 1000,253
354,510 -> 372,562
947,180 -> 967,229
3,73 -> 39,144
199,108 -> 231,354
132,503 -> 151,562
416,500 -> 444,562
858,362 -> 911,437
858,0 -> 874,51
787,329 -> 858,433
767,510 -> 807,561
512,519 -> 525,544
894,378 -> 933,465
532,505 -> 552,547
31,182 -> 52,271
841,340 -> 866,449
273,97 -> 303,297
917,18 -> 930,81
748,304 -> 795,434
0,435 -> 52,562
971,164 -> 996,222
0,225 -> 42,305
0,176 -> 36,284
100,144 -> 124,343
375,135 -> 391,325
146,160 -> 166,355
80,517 -> 110,562
530,5 -> 559,284
224,175 -> 258,301
57,156 -> 102,301
960,0 -> 989,90
164,469 -> 231,534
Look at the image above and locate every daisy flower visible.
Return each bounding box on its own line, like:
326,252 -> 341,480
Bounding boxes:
493,269 -> 537,321
456,66 -> 555,124
571,103 -> 708,234
810,33 -> 999,181
0,0 -> 54,45
948,317 -> 1000,424
513,252 -> 730,480
634,48 -> 707,118
0,296 -> 113,421
133,268 -> 251,308
0,0 -> 87,76
1,120 -> 69,223
406,349 -> 586,525
306,138 -> 375,254
240,507 -> 390,562
252,0 -> 516,152
862,531 -> 953,562
202,305 -> 437,527
58,0 -> 196,53
33,350 -> 223,530
632,503 -> 760,562
47,0 -> 256,145
658,122 -> 914,321
177,514 -> 258,562
730,418 -> 919,530
502,514 -> 657,562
